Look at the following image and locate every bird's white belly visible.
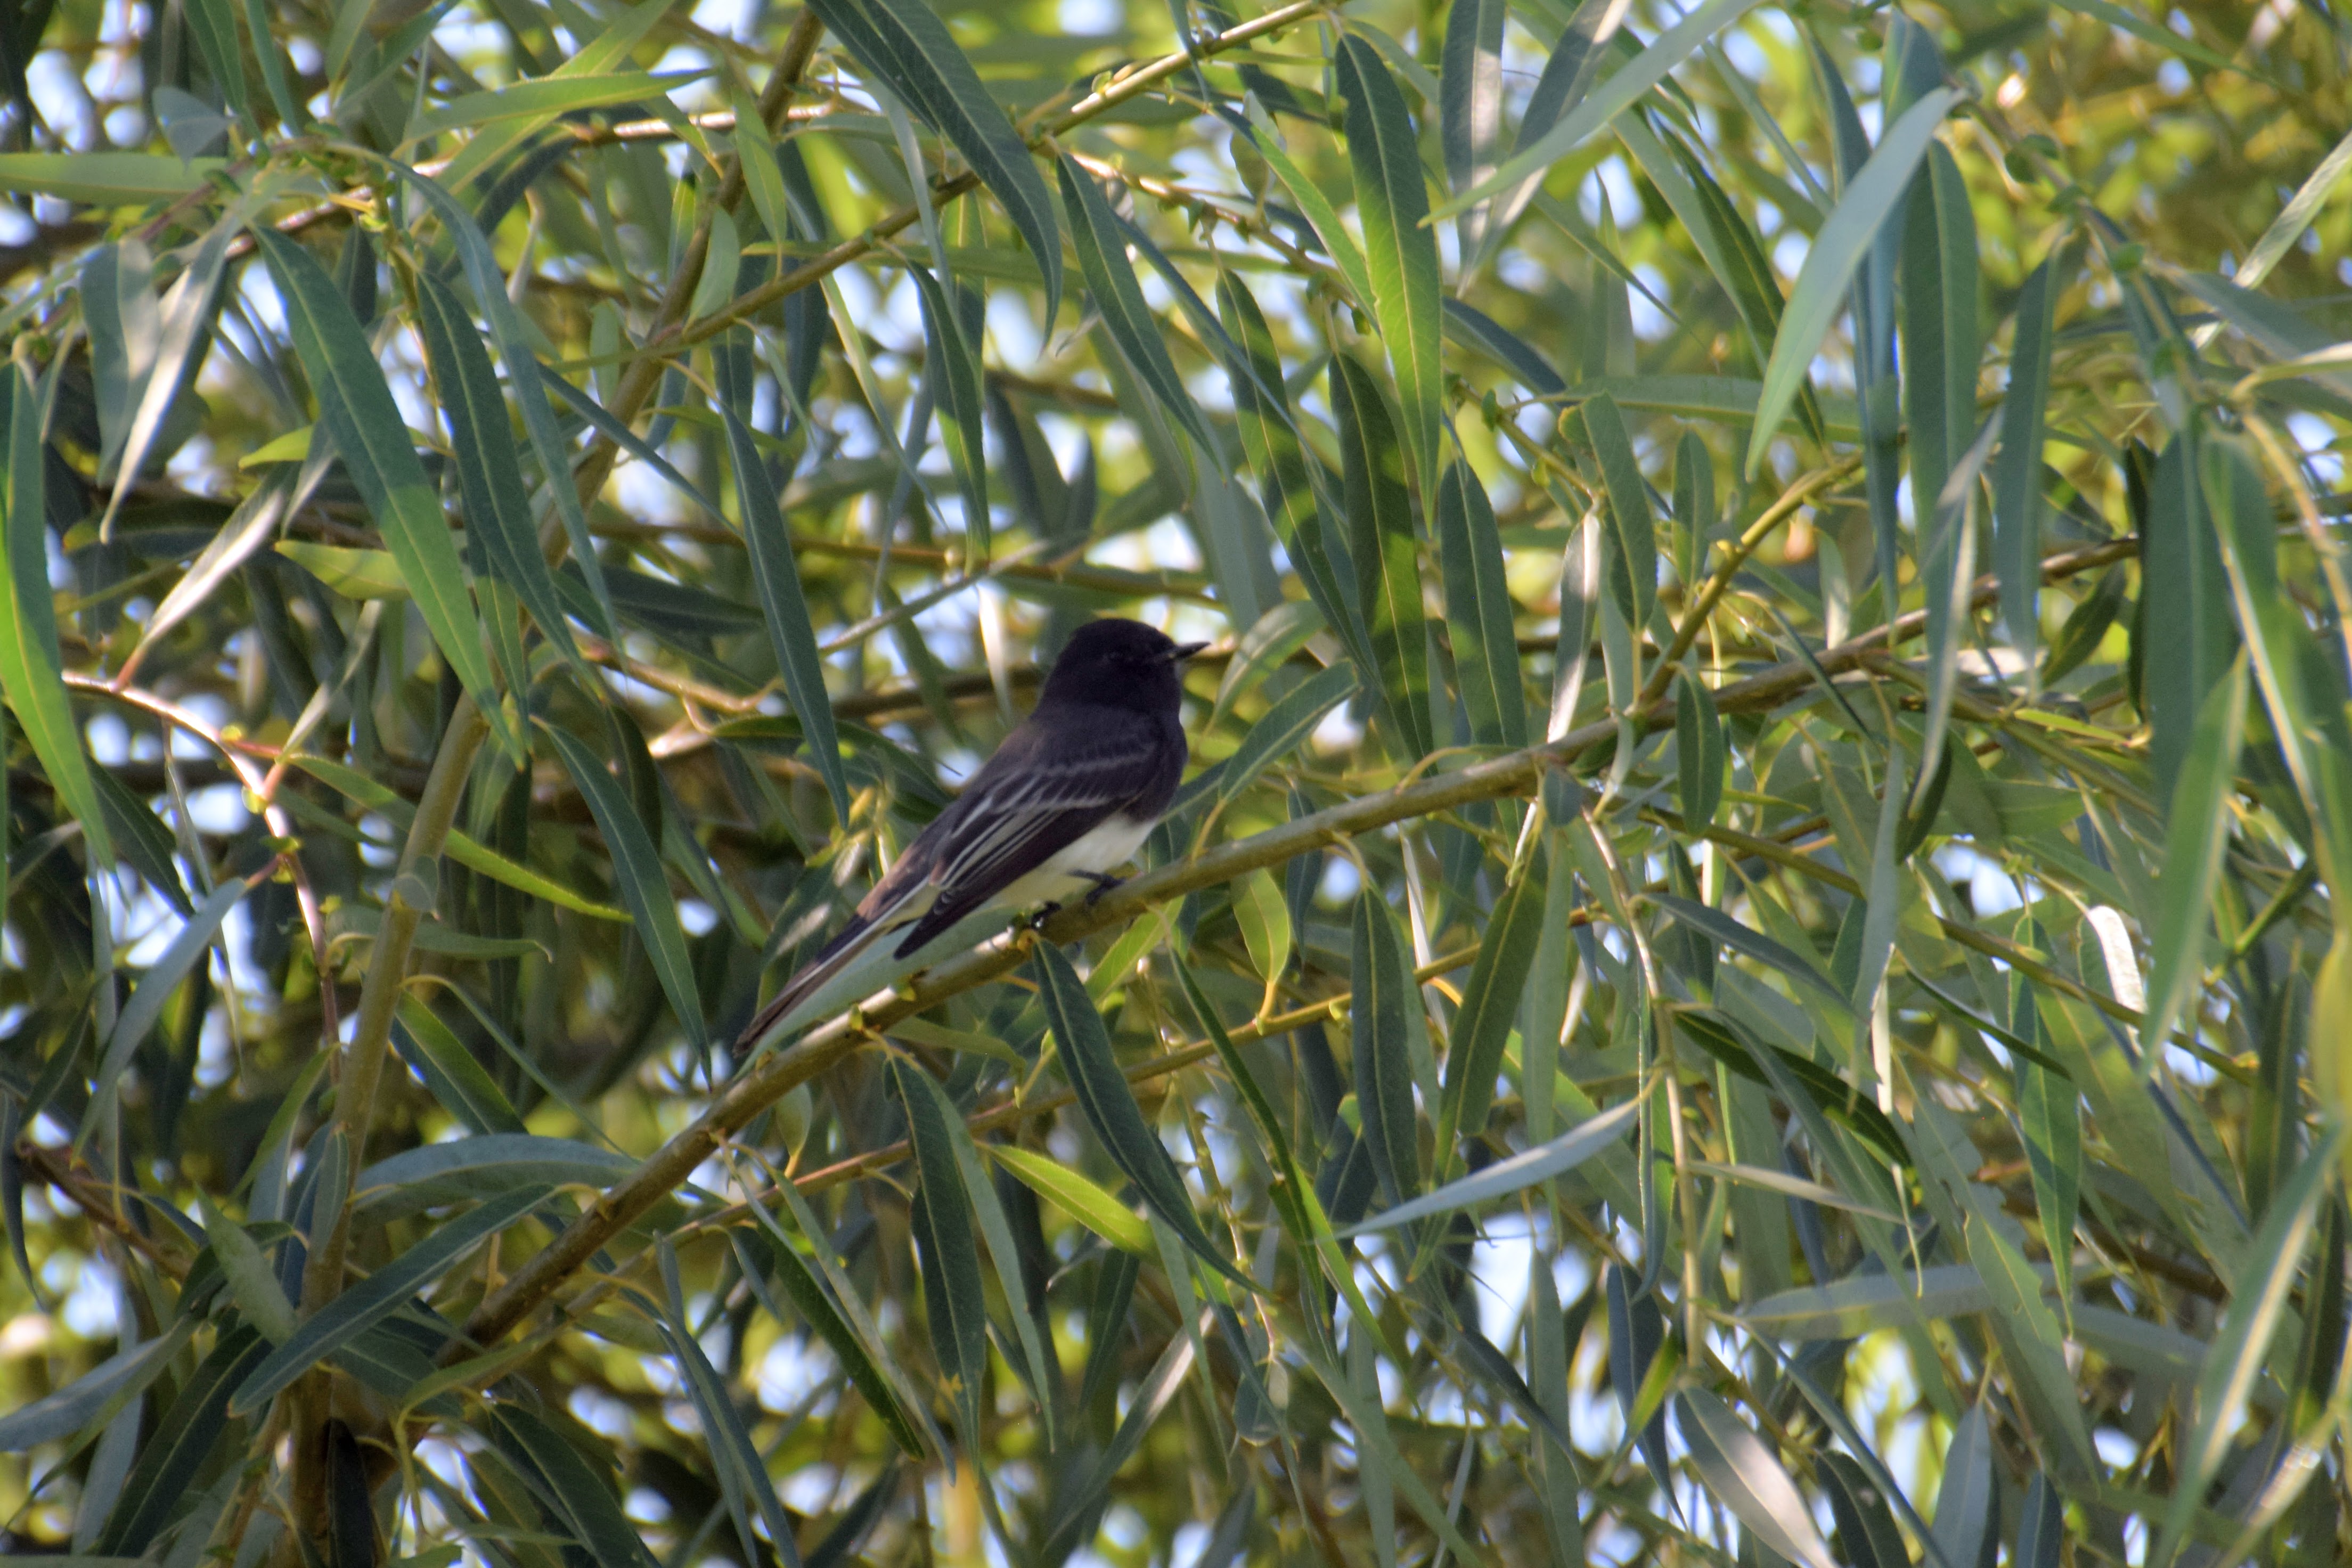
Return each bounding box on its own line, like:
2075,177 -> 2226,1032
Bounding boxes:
995,814 -> 1156,909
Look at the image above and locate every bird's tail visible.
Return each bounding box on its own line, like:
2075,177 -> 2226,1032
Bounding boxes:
733,912 -> 887,1054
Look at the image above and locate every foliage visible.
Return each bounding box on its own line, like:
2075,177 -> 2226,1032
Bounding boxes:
2,0 -> 2351,1565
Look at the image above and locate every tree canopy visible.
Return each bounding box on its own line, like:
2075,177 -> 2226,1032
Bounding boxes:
3,1 -> 2352,1566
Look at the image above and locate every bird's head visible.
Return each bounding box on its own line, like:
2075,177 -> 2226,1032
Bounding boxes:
1038,618 -> 1208,713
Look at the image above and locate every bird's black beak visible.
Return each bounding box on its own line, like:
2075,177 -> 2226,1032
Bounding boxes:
1169,641 -> 1211,663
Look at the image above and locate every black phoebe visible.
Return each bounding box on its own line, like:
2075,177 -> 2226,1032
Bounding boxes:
740,617 -> 1208,1044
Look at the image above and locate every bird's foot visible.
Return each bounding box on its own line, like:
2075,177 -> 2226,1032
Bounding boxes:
1019,902 -> 1064,934
1079,871 -> 1125,908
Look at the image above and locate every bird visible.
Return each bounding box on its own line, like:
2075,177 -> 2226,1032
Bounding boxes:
737,617 -> 1208,1047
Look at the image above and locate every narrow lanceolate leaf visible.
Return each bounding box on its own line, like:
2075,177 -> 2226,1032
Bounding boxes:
1238,100 -> 1375,312
908,268 -> 990,549
1675,673 -> 1724,829
1473,0 -> 1628,268
395,167 -> 616,640
0,363 -> 113,867
1676,1390 -> 1839,1568
1570,393 -> 1656,635
1964,1210 -> 2098,1477
487,1403 -> 663,1568
544,723 -> 708,1046
0,1325 -> 190,1450
1331,356 -> 1432,759
1215,272 -> 1361,663
2160,1125 -> 2344,1568
1435,0 -> 1765,218
1032,942 -> 1250,1287
255,232 -> 508,749
2014,997 -> 2081,1321
0,152 -> 221,202
197,1194 -> 295,1343
432,0 -> 683,191
232,1183 -> 552,1417
1440,0 -> 1507,259
741,1220 -> 924,1458
1334,35 -> 1442,494
1061,158 -> 1207,449
1343,1094 -> 1642,1237
1747,87 -> 1962,475
804,0 -> 1061,318
1350,890 -> 1420,1207
989,1144 -> 1153,1256
1996,256 -> 2059,668
413,270 -> 583,674
2136,656 -> 2248,1072
715,334 -> 848,822
1434,461 -> 1526,747
1434,854 -> 1549,1156
1216,663 -> 1357,808
889,1056 -> 993,1449
1901,143 -> 1982,520
95,1326 -> 267,1554
1931,1408 -> 1995,1568
86,879 -> 245,1134
650,1308 -> 800,1568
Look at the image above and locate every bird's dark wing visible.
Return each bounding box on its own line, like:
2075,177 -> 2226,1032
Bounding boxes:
890,710 -> 1174,956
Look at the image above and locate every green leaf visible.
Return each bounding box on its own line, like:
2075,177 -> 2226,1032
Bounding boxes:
907,268 -> 990,552
1334,35 -> 1442,495
803,0 -> 1061,320
0,153 -> 223,202
2014,995 -> 2081,1322
486,1403 -> 662,1568
1032,941 -> 1250,1287
1676,1389 -> 1838,1568
1651,896 -> 1845,1009
1060,157 -> 1207,450
1996,256 -> 2060,667
989,1143 -> 1154,1256
1433,460 -> 1526,748
1569,392 -> 1656,636
737,1220 -> 925,1458
1339,1095 -> 1641,1238
86,878 -> 244,1136
1236,102 -> 1375,313
2158,1129 -> 2343,1564
197,1193 -> 296,1342
2137,656 -> 2247,1071
2142,433 -> 2239,809
1964,1206 -> 2098,1477
714,333 -> 848,824
1350,889 -> 1420,1207
1434,854 -> 1548,1155
1215,662 -> 1356,808
1675,673 -> 1725,829
1439,0 -> 1507,258
94,1327 -> 267,1555
432,0 -> 685,191
255,231 -> 510,753
184,0 -> 248,117
396,166 -> 617,641
409,70 -> 702,139
1746,86 -> 1961,476
1233,868 -> 1292,983
1901,142 -> 1981,529
0,363 -> 112,870
1930,1407 -> 1995,1568
231,1183 -> 551,1418
2048,0 -> 2262,79
413,270 -> 584,674
1330,355 -> 1432,759
1215,273 -> 1362,667
391,996 -> 529,1137
647,1260 -> 796,1568
350,1133 -> 634,1219
0,1324 -> 191,1451
889,1056 -> 993,1449
1435,0 -> 1765,218
544,723 -> 708,1046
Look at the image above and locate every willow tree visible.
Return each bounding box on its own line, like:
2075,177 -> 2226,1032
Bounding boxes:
2,0 -> 2350,1564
